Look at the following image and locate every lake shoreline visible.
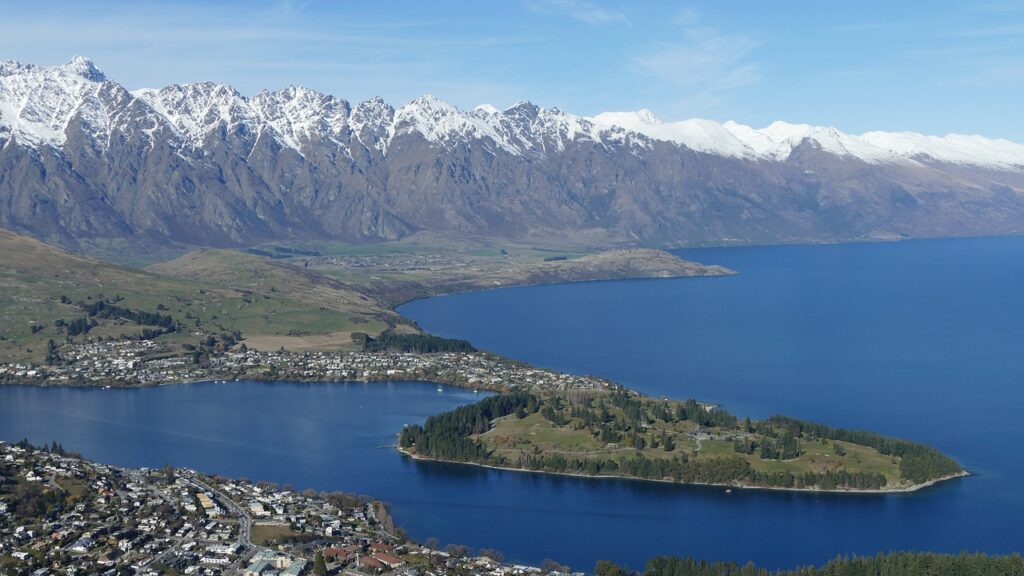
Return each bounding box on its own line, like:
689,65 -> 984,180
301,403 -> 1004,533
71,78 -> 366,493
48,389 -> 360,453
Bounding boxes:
0,373 -> 506,393
385,261 -> 736,310
4,249 -> 728,392
396,445 -> 970,495
2,244 -> 971,498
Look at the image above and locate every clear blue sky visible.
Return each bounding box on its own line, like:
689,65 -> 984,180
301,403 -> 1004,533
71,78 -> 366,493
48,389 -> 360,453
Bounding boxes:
2,0 -> 1022,139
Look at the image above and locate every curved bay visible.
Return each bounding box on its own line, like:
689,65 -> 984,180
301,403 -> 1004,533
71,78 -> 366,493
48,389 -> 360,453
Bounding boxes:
3,237 -> 1023,569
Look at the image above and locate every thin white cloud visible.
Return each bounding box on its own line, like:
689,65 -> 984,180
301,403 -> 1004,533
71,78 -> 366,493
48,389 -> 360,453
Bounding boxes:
941,54 -> 1024,87
525,0 -> 627,25
630,11 -> 760,115
823,21 -> 902,33
905,14 -> 1024,88
949,23 -> 1024,38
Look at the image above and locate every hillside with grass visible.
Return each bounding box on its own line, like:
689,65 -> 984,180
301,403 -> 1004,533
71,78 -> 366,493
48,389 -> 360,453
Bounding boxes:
0,230 -> 394,364
146,249 -> 401,350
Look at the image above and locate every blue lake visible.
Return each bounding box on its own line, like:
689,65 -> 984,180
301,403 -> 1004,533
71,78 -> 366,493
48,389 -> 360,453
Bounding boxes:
3,236 -> 1024,570
399,236 -> 1024,565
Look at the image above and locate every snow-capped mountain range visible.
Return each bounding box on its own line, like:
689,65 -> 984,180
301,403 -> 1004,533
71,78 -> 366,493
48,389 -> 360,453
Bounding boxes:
590,111 -> 1024,169
4,57 -> 1021,169
2,57 -> 1024,251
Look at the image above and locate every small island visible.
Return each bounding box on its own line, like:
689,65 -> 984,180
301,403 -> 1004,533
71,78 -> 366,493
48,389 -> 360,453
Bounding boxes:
398,390 -> 966,492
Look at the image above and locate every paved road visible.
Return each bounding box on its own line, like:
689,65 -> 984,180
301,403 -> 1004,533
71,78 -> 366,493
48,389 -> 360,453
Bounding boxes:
188,475 -> 253,549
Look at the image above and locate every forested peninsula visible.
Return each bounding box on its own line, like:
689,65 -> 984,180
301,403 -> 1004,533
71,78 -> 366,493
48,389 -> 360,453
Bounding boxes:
398,390 -> 966,492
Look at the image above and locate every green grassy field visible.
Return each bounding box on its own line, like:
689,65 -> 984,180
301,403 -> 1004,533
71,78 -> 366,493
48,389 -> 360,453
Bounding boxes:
698,438 -> 899,482
55,477 -> 89,500
477,392 -> 904,487
251,524 -> 298,546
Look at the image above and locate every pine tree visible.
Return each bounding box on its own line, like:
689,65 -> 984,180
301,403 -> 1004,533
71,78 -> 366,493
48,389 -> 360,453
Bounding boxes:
314,551 -> 326,576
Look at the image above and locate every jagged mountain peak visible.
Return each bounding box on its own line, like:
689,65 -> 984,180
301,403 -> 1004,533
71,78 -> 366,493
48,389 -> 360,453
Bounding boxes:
347,96 -> 394,152
474,104 -> 500,115
146,81 -> 245,101
250,88 -> 352,152
407,93 -> 449,108
351,96 -> 394,125
131,81 -> 255,146
393,94 -> 519,153
269,84 -> 327,99
360,95 -> 389,107
351,96 -> 394,122
0,59 -> 33,77
504,101 -> 540,118
0,56 -> 121,147
61,55 -> 106,82
0,55 -> 106,83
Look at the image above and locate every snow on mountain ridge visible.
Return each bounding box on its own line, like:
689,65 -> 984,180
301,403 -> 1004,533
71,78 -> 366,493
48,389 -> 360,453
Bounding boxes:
591,111 -> 898,163
393,94 -> 522,154
61,56 -> 106,82
0,57 -> 1021,170
388,96 -> 611,155
0,56 -> 120,147
860,131 -> 1024,169
133,82 -> 259,147
591,111 -> 758,158
474,104 -> 500,115
593,111 -> 1022,169
250,86 -> 352,152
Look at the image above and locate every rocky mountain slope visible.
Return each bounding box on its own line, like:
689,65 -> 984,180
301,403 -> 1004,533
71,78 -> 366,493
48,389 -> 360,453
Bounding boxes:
2,57 -> 1023,253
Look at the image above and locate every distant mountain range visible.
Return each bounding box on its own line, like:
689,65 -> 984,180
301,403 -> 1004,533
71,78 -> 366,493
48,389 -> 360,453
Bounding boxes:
2,56 -> 1023,252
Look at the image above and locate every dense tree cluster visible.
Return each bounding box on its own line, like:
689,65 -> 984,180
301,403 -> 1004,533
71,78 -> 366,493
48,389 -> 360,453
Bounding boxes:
565,393 -> 735,451
603,551 -> 1024,576
240,244 -> 323,258
733,433 -> 802,461
57,316 -> 96,336
53,299 -> 180,341
272,246 -> 321,256
81,300 -> 178,332
762,416 -> 962,484
356,330 -> 477,353
399,392 -> 538,461
246,247 -> 292,259
45,339 -> 62,365
506,452 -> 885,490
189,332 -> 241,367
10,482 -> 62,519
604,393 -> 737,429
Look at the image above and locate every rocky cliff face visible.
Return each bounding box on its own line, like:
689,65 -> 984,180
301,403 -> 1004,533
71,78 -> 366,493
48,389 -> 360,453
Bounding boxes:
2,57 -> 1023,251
